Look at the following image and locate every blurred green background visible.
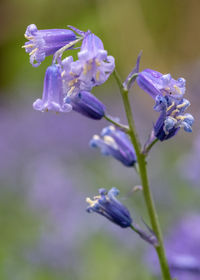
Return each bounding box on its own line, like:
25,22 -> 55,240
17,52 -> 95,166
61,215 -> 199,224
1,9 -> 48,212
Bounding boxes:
0,0 -> 200,279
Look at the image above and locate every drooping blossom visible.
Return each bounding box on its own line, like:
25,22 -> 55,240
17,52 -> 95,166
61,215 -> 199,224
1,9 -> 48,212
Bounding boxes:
33,64 -> 72,113
23,24 -> 77,67
153,95 -> 194,141
90,126 -> 137,166
86,187 -> 132,228
137,69 -> 186,100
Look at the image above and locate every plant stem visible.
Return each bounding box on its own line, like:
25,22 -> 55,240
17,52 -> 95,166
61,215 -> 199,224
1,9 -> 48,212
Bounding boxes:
113,70 -> 172,280
142,137 -> 159,156
104,114 -> 129,132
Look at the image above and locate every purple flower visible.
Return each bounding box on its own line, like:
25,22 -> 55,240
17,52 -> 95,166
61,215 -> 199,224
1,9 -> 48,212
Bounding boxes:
78,32 -> 115,86
62,32 -> 115,95
153,95 -> 194,141
137,69 -> 186,100
147,214 -> 200,280
33,64 -> 72,113
86,187 -> 132,228
65,90 -> 105,120
90,126 -> 136,166
23,24 -> 76,67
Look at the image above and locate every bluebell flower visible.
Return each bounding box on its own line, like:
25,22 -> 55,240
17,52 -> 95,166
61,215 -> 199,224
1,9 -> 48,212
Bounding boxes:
86,187 -> 132,228
90,126 -> 136,166
153,95 -> 194,141
65,90 -> 105,120
33,64 -> 72,113
62,32 -> 115,95
78,32 -> 115,87
23,24 -> 76,67
137,69 -> 186,100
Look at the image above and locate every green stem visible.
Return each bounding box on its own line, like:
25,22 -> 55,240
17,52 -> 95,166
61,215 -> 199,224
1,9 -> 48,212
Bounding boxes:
143,137 -> 159,156
113,70 -> 172,280
104,114 -> 129,132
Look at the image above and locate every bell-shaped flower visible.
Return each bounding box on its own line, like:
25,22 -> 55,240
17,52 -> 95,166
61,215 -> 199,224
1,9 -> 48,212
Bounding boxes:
23,24 -> 76,67
77,32 -> 115,88
90,126 -> 136,166
153,95 -> 194,141
33,64 -> 72,113
86,187 -> 132,228
137,69 -> 186,100
65,90 -> 105,120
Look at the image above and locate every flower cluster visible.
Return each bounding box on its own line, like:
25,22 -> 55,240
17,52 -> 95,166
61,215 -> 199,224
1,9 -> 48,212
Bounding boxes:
23,24 -> 115,117
24,24 -> 195,269
136,68 -> 194,140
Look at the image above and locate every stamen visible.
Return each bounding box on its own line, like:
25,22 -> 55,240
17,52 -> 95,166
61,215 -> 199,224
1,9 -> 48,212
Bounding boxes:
22,44 -> 34,49
67,86 -> 75,96
103,136 -> 118,149
86,197 -> 98,207
177,101 -> 188,109
61,71 -> 66,77
166,101 -> 175,112
24,34 -> 34,40
176,115 -> 187,121
87,61 -> 92,71
95,59 -> 101,67
83,64 -> 88,75
173,85 -> 182,94
170,109 -> 179,116
29,48 -> 38,56
68,78 -> 78,87
96,70 -> 100,81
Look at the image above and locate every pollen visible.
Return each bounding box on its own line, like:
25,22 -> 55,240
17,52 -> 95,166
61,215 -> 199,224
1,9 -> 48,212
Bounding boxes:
86,197 -> 98,207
